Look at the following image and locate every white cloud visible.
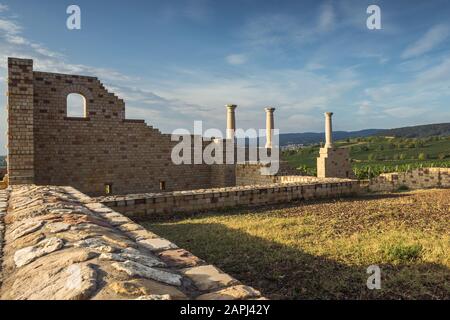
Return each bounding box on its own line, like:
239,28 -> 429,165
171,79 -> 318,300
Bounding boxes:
305,61 -> 325,71
0,4 -> 8,12
401,24 -> 450,59
157,66 -> 361,133
362,56 -> 450,124
0,18 -> 21,34
318,2 -> 335,32
225,54 -> 247,65
383,107 -> 427,118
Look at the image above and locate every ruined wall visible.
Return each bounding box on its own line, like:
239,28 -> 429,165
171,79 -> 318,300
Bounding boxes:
235,161 -> 339,186
7,58 -> 222,196
368,168 -> 450,192
235,163 -> 279,185
97,180 -> 361,220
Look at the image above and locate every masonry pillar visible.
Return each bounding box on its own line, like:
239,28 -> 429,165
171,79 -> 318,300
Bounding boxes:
265,107 -> 275,149
317,111 -> 355,179
324,112 -> 333,148
7,58 -> 35,184
226,104 -> 237,140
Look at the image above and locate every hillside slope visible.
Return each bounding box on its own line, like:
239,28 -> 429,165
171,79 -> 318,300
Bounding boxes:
280,123 -> 450,146
377,123 -> 450,138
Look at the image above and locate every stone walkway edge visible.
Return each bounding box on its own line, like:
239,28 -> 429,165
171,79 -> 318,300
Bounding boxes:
0,185 -> 264,300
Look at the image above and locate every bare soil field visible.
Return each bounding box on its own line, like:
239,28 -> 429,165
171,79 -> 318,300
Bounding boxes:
145,189 -> 450,299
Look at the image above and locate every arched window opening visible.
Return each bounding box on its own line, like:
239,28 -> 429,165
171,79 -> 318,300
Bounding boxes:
67,93 -> 86,117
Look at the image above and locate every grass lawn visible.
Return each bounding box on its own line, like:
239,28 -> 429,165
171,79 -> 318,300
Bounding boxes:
143,189 -> 450,299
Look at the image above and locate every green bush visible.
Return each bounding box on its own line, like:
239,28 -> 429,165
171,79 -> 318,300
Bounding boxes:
418,153 -> 427,160
384,243 -> 423,263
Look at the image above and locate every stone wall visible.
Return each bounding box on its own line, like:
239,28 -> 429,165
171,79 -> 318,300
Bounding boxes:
97,180 -> 361,220
6,57 -> 231,196
236,162 -> 350,186
236,161 -> 300,186
368,168 -> 450,192
317,147 -> 355,179
0,185 -> 262,300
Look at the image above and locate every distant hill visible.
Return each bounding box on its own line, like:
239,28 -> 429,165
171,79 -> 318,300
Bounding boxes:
279,129 -> 381,146
376,123 -> 450,138
280,123 -> 450,146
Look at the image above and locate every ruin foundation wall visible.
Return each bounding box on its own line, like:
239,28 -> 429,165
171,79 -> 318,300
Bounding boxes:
367,167 -> 450,192
97,180 -> 361,220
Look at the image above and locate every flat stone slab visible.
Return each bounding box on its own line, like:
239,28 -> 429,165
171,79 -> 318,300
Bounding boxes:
9,220 -> 45,240
7,262 -> 97,300
158,249 -> 205,268
112,260 -> 182,286
45,222 -> 71,233
182,265 -> 239,291
138,238 -> 178,251
125,229 -> 159,241
196,285 -> 261,300
135,294 -> 171,300
108,279 -> 187,299
14,237 -> 64,267
99,248 -> 165,268
73,238 -> 118,253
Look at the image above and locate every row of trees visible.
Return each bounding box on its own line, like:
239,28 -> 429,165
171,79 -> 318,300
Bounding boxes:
366,152 -> 448,161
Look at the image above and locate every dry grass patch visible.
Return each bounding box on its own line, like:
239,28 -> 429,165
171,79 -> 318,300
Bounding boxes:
143,189 -> 450,299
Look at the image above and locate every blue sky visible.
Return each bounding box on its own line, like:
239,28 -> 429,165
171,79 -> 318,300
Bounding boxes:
1,0 -> 450,153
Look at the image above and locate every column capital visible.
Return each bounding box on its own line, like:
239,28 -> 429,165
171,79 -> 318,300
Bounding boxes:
324,112 -> 333,117
265,107 -> 276,113
226,104 -> 237,111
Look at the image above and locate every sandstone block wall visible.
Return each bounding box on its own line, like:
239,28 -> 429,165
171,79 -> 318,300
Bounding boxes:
317,147 -> 355,179
7,58 -> 35,185
7,58 -> 226,196
97,180 -> 361,220
368,168 -> 450,192
0,185 -> 262,300
235,162 -> 350,186
236,161 -> 301,186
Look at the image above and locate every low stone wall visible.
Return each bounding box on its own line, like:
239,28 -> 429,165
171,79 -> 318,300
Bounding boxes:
368,168 -> 450,192
235,162 -> 349,186
97,180 -> 361,220
0,185 -> 262,300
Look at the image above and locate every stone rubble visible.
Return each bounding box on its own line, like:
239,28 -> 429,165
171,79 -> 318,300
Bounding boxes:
0,185 -> 264,300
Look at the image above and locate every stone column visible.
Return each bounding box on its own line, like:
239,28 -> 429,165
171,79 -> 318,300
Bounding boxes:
226,104 -> 237,139
324,112 -> 333,148
265,107 -> 275,148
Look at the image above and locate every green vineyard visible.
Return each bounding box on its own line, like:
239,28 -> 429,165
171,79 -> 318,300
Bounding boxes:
282,136 -> 450,179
